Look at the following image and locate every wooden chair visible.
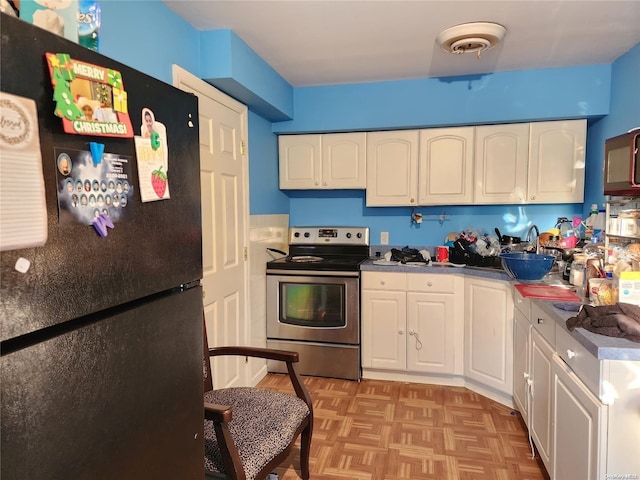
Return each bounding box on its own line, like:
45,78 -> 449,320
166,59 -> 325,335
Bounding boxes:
202,321 -> 313,480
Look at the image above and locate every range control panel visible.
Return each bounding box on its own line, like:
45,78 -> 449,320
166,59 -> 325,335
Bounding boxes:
288,226 -> 370,246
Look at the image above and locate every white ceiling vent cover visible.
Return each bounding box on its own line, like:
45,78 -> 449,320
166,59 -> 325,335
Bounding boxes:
437,22 -> 507,58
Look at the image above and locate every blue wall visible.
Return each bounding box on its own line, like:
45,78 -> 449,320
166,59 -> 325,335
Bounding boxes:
273,65 -> 610,133
583,43 -> 640,214
248,112 -> 289,214
99,1 -> 200,84
95,2 -> 639,243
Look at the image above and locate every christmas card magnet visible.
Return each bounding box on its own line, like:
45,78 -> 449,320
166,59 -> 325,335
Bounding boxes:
46,52 -> 134,138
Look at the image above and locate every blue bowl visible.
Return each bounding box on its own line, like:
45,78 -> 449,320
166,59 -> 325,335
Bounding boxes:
499,253 -> 555,281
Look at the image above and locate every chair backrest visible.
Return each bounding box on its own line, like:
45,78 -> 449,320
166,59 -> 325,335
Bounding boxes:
203,315 -> 213,393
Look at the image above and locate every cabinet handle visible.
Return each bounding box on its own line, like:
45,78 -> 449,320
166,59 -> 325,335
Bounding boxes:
537,318 -> 544,324
409,330 -> 423,350
567,349 -> 576,359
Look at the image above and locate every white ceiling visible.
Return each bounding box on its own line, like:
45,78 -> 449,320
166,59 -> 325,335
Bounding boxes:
163,0 -> 640,87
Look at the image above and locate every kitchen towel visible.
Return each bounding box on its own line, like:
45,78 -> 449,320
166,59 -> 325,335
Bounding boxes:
566,303 -> 640,342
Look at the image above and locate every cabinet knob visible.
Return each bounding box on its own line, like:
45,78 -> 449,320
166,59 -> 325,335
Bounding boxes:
530,195 -> 536,200
323,181 -> 328,186
537,318 -> 544,324
380,281 -> 386,285
315,181 -> 319,186
398,330 -> 404,335
427,281 -> 433,287
567,349 -> 576,359
410,198 -> 415,203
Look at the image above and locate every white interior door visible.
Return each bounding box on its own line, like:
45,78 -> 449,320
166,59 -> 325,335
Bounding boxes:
173,66 -> 249,389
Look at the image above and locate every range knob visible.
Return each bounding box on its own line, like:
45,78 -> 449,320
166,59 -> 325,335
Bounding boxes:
357,233 -> 362,238
304,232 -> 310,238
346,232 -> 352,239
293,232 -> 300,238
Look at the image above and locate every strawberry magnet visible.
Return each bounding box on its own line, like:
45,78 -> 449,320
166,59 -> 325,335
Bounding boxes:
134,107 -> 170,202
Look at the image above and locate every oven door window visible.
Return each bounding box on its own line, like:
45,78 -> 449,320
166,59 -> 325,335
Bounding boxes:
280,283 -> 345,328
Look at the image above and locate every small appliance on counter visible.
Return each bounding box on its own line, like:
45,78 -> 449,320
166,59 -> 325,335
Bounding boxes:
603,128 -> 640,196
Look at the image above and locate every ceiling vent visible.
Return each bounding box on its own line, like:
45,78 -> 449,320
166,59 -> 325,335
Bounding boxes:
436,22 -> 507,58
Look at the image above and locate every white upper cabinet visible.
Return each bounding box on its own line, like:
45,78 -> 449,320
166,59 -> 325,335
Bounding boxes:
285,120 -> 586,204
528,119 -> 586,204
322,133 -> 367,189
474,123 -> 529,204
279,134 -> 322,189
279,132 -> 366,189
418,127 -> 474,205
366,130 -> 419,206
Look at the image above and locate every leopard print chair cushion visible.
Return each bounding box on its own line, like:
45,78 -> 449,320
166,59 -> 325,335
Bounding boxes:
204,387 -> 310,480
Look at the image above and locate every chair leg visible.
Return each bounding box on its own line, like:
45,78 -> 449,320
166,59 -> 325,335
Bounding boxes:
299,423 -> 312,480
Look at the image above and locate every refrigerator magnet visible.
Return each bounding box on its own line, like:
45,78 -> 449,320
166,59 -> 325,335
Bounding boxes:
134,107 -> 170,202
55,147 -> 134,225
45,52 -> 134,138
0,92 -> 48,251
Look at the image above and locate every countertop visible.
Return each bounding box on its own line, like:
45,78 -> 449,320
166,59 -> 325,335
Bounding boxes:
360,259 -> 640,362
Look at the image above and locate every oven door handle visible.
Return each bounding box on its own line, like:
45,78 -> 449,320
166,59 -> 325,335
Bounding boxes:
267,247 -> 288,258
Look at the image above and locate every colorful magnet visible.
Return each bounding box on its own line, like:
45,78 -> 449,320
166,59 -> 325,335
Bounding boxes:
89,142 -> 105,165
92,212 -> 114,237
150,131 -> 161,150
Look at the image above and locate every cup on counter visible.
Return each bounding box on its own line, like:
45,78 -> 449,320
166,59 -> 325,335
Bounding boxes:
437,246 -> 449,263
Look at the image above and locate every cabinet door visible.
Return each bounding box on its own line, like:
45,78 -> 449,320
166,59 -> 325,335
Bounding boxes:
474,123 -> 529,204
418,127 -> 474,205
322,132 -> 366,189
552,354 -> 606,480
361,289 -> 407,370
406,292 -> 455,374
366,130 -> 419,206
464,278 -> 514,395
513,308 -> 530,424
279,134 -> 321,189
528,120 -> 586,203
530,329 -> 554,471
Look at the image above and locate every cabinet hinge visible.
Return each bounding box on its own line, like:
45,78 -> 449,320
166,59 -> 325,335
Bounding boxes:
240,140 -> 246,155
243,246 -> 248,261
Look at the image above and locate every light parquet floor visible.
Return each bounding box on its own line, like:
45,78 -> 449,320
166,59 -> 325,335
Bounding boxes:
257,374 -> 548,480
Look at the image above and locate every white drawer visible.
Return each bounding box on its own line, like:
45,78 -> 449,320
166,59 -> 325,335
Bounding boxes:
555,324 -> 602,398
513,287 -> 531,318
530,302 -> 555,346
361,271 -> 407,290
406,273 -> 455,293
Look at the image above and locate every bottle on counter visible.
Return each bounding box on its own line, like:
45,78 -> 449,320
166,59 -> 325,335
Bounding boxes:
585,204 -> 599,240
570,253 -> 587,297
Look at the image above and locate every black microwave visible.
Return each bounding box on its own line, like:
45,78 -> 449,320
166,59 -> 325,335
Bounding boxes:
603,129 -> 640,195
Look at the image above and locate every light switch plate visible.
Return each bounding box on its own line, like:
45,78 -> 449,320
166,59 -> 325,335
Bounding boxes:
380,232 -> 389,245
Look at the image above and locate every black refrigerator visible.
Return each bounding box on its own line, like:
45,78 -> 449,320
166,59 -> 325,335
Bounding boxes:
1,13 -> 204,480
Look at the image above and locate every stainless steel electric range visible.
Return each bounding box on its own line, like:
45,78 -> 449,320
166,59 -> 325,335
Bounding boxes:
266,226 -> 370,380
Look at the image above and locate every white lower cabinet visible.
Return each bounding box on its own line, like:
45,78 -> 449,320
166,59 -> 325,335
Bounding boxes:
363,272 -> 514,405
552,354 -> 606,480
464,277 -> 514,399
530,328 -> 554,471
512,307 -> 531,424
361,272 -> 462,377
513,290 -> 640,479
361,284 -> 407,370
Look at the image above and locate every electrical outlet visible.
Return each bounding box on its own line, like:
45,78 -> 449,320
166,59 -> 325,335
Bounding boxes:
380,232 -> 389,245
